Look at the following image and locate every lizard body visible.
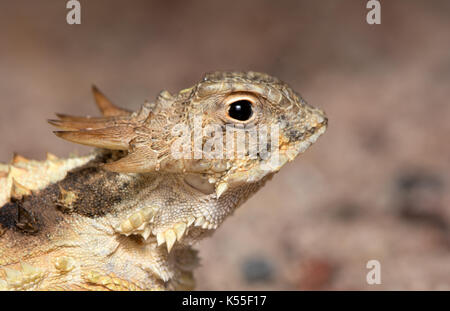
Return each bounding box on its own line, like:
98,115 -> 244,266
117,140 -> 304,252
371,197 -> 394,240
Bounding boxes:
0,71 -> 327,290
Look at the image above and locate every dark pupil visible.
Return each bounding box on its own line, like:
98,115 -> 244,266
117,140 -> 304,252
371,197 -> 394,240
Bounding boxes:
228,100 -> 253,121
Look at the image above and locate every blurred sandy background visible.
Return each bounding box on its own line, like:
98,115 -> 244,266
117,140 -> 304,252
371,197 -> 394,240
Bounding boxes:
1,0 -> 449,290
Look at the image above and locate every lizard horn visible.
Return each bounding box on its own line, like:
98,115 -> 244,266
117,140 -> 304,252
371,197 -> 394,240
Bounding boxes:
47,117 -> 127,131
92,85 -> 131,117
102,146 -> 158,173
54,126 -> 134,150
55,113 -> 106,122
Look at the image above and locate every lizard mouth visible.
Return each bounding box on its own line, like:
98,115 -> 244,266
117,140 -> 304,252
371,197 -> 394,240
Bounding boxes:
297,122 -> 327,154
297,109 -> 328,146
304,116 -> 328,144
304,123 -> 327,148
279,118 -> 328,164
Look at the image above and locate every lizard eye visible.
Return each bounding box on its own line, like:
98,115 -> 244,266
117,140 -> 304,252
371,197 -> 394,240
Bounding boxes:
225,94 -> 256,122
228,100 -> 253,121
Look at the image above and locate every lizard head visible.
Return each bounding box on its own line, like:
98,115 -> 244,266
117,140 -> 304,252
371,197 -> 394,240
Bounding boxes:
50,71 -> 327,199
179,71 -> 328,197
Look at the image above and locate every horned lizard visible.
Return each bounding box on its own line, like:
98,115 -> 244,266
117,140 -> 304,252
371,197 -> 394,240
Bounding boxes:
0,71 -> 327,290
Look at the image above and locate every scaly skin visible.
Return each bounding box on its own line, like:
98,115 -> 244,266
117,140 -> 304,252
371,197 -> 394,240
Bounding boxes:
0,72 -> 327,290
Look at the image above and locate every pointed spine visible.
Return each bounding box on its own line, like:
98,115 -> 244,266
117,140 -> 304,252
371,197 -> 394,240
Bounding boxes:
92,85 -> 130,117
54,126 -> 134,150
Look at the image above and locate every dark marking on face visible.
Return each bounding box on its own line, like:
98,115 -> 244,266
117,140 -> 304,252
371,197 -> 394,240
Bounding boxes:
287,129 -> 304,141
278,115 -> 287,122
